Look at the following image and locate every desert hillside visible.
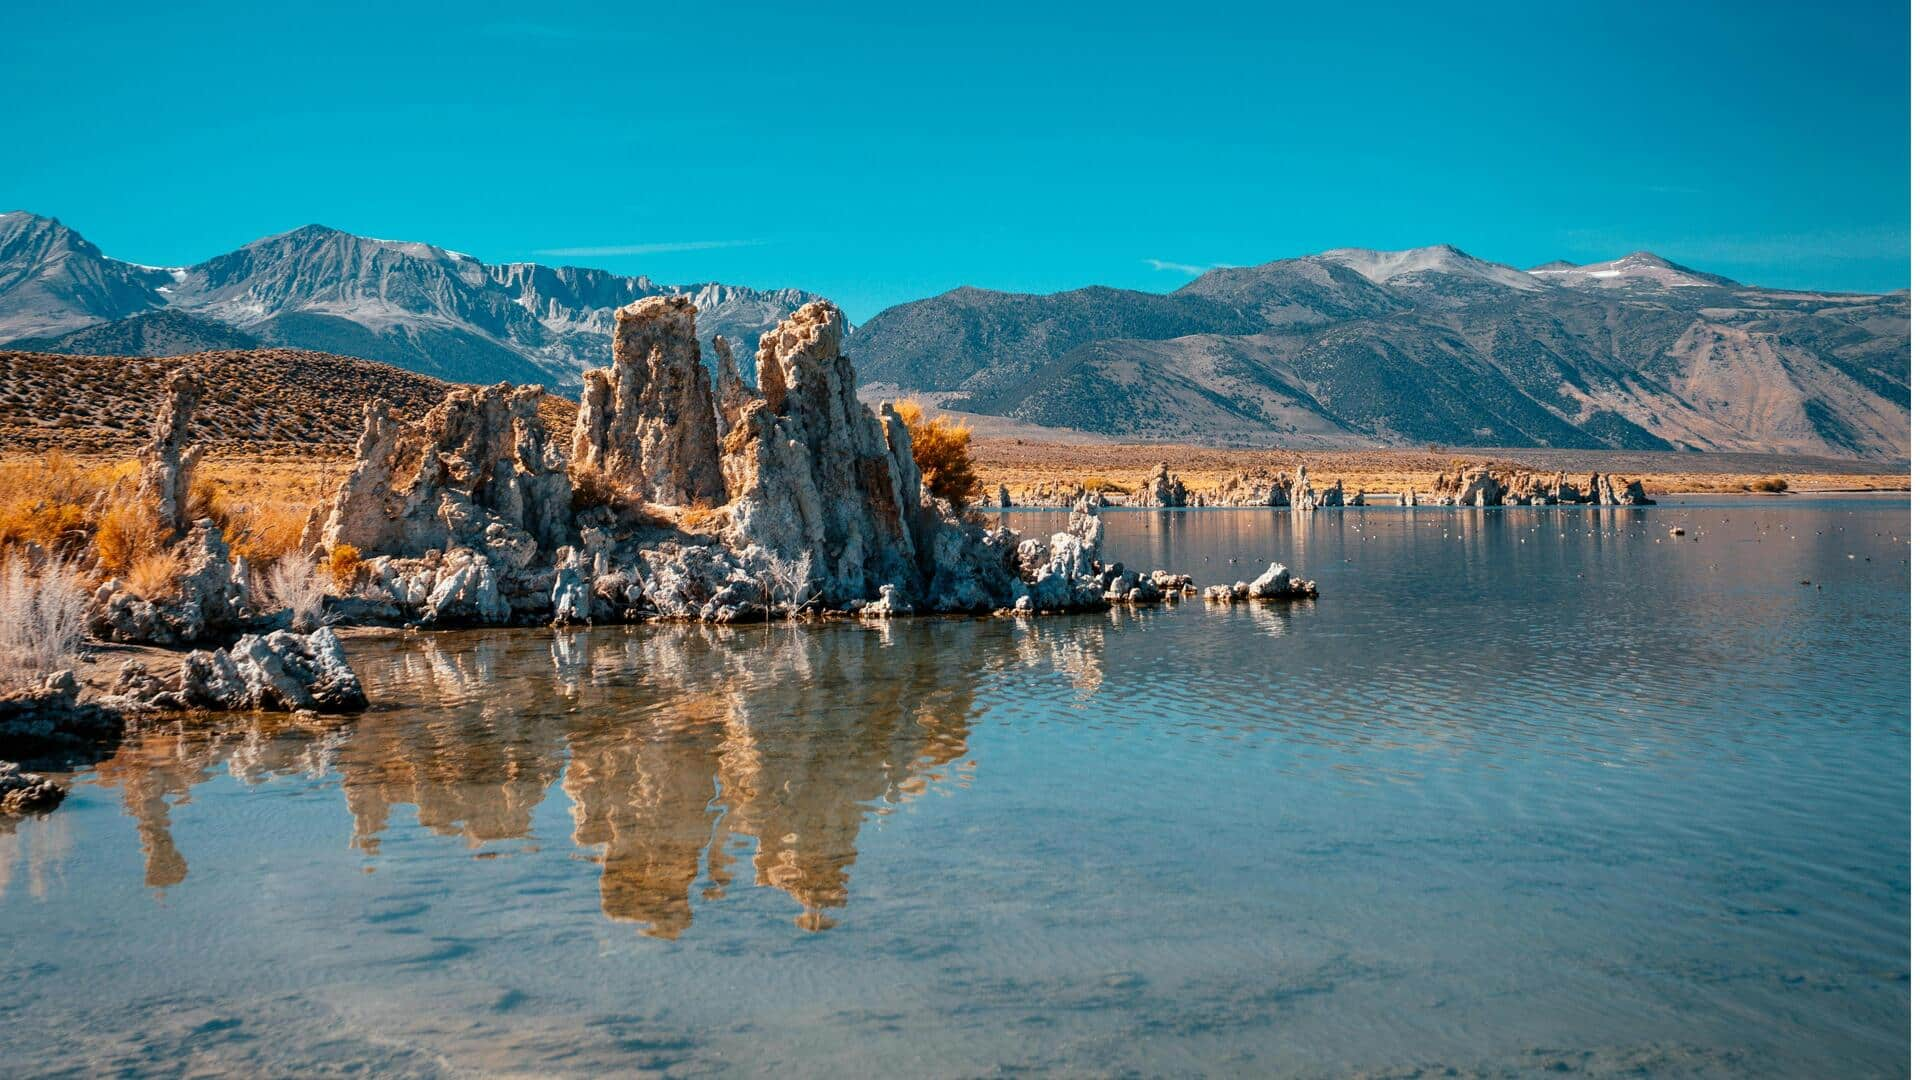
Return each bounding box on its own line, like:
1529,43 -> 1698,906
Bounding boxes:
0,348 -> 572,454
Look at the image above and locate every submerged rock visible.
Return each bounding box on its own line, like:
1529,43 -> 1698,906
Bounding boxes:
1248,562 -> 1316,598
858,584 -> 913,619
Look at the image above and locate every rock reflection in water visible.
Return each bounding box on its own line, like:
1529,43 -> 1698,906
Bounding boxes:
76,618 -> 1090,936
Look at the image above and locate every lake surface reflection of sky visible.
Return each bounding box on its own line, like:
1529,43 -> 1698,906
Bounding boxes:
1,497 -> 1908,1076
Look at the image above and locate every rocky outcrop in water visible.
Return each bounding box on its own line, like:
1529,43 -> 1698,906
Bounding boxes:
572,297 -> 727,506
994,481 -> 1110,509
1011,499 -> 1110,613
719,302 -> 929,607
1203,562 -> 1318,602
108,628 -> 368,713
0,670 -> 120,758
1288,465 -> 1316,509
298,299 -> 1148,626
1430,466 -> 1653,506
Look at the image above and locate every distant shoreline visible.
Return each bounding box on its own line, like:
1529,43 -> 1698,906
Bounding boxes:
963,439 -> 1909,503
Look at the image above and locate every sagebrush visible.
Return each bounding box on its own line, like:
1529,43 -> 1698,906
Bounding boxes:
0,555 -> 90,686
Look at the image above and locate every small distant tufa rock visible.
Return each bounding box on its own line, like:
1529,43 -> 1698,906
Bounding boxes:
1430,466 -> 1653,506
1135,462 -> 1189,507
1207,470 -> 1289,507
1206,562 -> 1318,602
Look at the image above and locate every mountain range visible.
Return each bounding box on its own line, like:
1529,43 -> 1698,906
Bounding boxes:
1,212 -> 1907,459
0,211 -> 819,386
848,245 -> 1909,459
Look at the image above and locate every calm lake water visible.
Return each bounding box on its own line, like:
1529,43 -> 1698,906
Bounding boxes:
2,497 -> 1908,1076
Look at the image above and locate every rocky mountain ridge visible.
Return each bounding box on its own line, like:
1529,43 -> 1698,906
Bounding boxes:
850,245 -> 1910,460
0,212 -> 821,388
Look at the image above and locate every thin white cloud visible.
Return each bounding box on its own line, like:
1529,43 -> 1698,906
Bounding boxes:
1144,258 -> 1210,275
534,239 -> 766,258
479,21 -> 646,42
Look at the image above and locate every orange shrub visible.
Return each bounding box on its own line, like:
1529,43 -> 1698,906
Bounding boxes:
325,544 -> 362,591
892,401 -> 979,510
94,498 -> 167,575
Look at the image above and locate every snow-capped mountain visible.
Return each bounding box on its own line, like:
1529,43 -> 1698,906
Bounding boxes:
0,211 -> 177,339
0,213 -> 822,386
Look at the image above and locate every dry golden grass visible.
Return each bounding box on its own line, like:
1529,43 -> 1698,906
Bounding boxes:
569,463 -> 626,514
124,549 -> 185,600
92,498 -> 167,575
0,451 -> 346,583
0,452 -> 129,557
679,503 -> 726,533
191,461 -> 338,569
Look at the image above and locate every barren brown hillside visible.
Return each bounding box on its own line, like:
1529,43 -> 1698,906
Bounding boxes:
0,348 -> 573,454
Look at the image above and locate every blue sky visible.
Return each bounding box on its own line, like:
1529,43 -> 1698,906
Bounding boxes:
3,0 -> 1907,320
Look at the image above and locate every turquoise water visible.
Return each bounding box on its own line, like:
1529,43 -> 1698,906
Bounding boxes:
1,496 -> 1908,1076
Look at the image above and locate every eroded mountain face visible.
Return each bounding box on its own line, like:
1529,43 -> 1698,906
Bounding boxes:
0,213 -> 820,388
850,245 -> 1910,459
